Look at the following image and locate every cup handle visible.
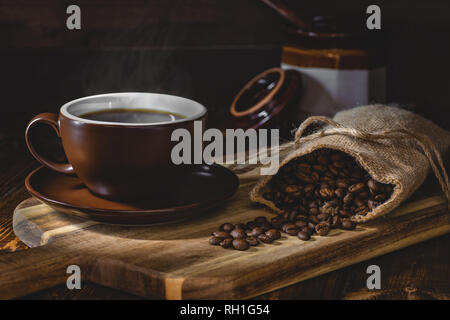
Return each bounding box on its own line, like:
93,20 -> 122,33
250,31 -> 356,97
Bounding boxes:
25,113 -> 74,174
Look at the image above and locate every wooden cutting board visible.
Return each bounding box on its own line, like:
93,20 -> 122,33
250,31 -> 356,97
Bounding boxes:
2,171 -> 449,300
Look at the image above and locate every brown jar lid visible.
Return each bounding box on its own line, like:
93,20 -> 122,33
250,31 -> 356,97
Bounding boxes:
229,67 -> 302,133
284,15 -> 386,50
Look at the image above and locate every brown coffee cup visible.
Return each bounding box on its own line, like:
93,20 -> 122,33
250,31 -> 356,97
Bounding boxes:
25,92 -> 207,201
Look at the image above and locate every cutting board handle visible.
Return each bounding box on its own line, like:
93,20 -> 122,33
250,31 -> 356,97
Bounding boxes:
0,245 -> 85,299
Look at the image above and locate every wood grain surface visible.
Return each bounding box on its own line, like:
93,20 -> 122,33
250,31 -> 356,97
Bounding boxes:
3,166 -> 448,299
0,134 -> 449,299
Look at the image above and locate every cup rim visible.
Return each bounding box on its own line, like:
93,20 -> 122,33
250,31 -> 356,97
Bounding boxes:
60,92 -> 207,126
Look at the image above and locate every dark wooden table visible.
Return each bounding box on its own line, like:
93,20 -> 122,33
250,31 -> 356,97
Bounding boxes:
0,131 -> 449,300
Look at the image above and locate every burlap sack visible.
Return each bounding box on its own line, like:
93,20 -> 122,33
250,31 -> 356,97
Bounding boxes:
250,105 -> 450,223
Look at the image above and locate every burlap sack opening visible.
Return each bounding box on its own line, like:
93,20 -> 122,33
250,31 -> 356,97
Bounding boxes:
250,105 -> 450,223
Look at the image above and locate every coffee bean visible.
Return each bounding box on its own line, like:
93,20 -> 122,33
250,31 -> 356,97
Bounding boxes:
367,179 -> 381,193
311,171 -> 320,182
354,198 -> 365,207
317,212 -> 330,221
331,215 -> 341,228
327,198 -> 340,206
296,214 -> 309,221
359,191 -> 369,199
254,216 -> 268,225
313,164 -> 327,172
220,238 -> 233,248
260,222 -> 273,231
336,179 -> 349,188
307,222 -> 317,230
355,207 -> 369,216
319,187 -> 334,199
339,209 -> 352,217
295,219 -> 308,228
301,226 -> 314,235
314,189 -> 321,198
251,227 -> 264,237
284,185 -> 301,193
334,188 -> 346,198
315,222 -> 330,236
266,229 -> 281,240
368,200 -> 380,210
309,215 -> 320,224
341,219 -> 356,230
230,229 -> 246,239
212,231 -> 230,239
258,234 -> 274,244
232,239 -> 250,251
332,160 -> 346,168
281,223 -> 296,233
298,162 -> 311,169
270,218 -> 283,229
219,223 -> 234,233
209,236 -> 222,245
348,183 -> 365,193
331,207 -> 340,216
234,223 -> 247,230
343,193 -> 353,204
297,231 -> 311,241
246,236 -> 259,246
246,221 -> 257,230
304,184 -> 314,193
328,165 -> 339,176
285,227 -> 300,236
317,155 -> 328,165
296,172 -> 314,183
350,170 -> 364,179
321,176 -> 334,183
288,210 -> 298,221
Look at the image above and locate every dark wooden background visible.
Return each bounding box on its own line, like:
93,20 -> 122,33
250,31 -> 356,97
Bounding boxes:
1,0 -> 450,131
0,0 -> 449,299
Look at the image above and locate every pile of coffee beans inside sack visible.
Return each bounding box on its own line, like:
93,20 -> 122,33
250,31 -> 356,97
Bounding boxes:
209,148 -> 394,251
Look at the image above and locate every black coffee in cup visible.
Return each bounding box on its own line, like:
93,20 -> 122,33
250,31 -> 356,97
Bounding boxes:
80,108 -> 185,124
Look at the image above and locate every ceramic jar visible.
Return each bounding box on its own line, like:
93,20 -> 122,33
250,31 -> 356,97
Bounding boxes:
281,16 -> 386,120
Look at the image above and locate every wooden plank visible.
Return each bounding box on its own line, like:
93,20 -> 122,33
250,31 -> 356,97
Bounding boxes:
2,172 -> 448,299
0,0 -> 282,48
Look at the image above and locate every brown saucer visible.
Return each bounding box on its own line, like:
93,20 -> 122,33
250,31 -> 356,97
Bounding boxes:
25,165 -> 239,225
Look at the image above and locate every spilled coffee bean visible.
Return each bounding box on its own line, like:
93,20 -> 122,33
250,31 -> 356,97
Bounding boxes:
209,236 -> 222,246
212,231 -> 230,240
341,219 -> 356,230
297,231 -> 310,241
246,236 -> 259,246
251,227 -> 264,237
232,239 -> 250,251
315,222 -> 330,236
208,149 -> 393,251
230,229 -> 246,239
220,238 -> 233,248
265,229 -> 281,240
219,222 -> 234,233
257,234 -> 273,244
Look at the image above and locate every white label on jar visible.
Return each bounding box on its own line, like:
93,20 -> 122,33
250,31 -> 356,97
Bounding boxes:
282,63 -> 386,118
